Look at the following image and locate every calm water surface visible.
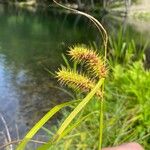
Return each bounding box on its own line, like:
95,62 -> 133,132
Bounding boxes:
0,4 -> 150,141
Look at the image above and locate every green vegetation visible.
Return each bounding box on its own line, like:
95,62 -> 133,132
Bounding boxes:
104,60 -> 150,149
1,1 -> 149,150
133,12 -> 150,21
108,28 -> 147,66
40,57 -> 150,150
38,47 -> 149,150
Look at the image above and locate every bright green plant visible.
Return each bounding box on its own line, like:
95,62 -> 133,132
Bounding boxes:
108,28 -> 147,66
104,60 -> 150,149
112,61 -> 150,126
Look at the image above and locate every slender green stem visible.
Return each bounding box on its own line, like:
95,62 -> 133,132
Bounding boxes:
99,99 -> 104,150
99,82 -> 105,150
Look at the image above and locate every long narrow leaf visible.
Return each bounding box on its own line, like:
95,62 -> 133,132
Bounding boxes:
16,99 -> 81,150
38,78 -> 104,150
62,53 -> 71,69
57,111 -> 98,141
55,79 -> 104,139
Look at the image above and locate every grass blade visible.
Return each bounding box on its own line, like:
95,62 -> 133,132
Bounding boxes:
57,111 -> 98,141
16,99 -> 81,150
62,53 -> 71,69
38,78 -> 104,150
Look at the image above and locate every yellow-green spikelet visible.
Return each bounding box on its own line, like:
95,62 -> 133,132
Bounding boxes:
56,67 -> 102,97
68,45 -> 107,78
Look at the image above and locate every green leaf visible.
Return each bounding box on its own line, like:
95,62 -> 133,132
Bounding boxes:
38,78 -> 104,150
16,99 -> 81,150
39,111 -> 97,150
57,111 -> 98,141
62,53 -> 71,69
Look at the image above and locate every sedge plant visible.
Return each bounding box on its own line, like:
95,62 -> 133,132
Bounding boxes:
16,1 -> 108,150
36,45 -> 108,150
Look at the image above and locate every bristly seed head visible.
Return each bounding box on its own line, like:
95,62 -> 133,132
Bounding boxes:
68,45 -> 108,78
56,67 -> 103,97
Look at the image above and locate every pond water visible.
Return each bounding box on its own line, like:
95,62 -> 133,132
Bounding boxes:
0,4 -> 150,142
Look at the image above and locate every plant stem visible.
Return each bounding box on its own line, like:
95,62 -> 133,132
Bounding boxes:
99,81 -> 105,150
99,99 -> 104,150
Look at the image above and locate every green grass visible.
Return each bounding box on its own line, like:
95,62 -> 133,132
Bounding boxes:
104,61 -> 150,149
108,28 -> 147,66
133,12 -> 150,21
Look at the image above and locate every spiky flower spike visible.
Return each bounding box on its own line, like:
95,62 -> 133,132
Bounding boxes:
56,67 -> 103,97
68,45 -> 107,78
